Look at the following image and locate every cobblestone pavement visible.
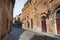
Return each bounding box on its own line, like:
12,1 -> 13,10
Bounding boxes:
4,25 -> 60,40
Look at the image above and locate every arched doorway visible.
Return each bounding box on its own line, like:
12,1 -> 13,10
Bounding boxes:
27,21 -> 29,28
41,16 -> 46,32
51,4 -> 60,34
56,9 -> 60,34
31,19 -> 33,29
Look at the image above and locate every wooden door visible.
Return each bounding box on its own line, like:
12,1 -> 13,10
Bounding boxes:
56,18 -> 60,34
42,16 -> 46,32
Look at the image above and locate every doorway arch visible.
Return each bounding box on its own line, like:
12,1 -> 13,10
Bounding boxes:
56,8 -> 60,34
53,4 -> 60,34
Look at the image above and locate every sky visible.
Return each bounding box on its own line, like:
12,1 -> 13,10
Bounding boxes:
13,0 -> 27,18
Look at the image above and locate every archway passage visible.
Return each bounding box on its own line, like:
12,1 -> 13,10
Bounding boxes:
41,16 -> 46,32
56,9 -> 60,34
31,19 -> 33,29
27,21 -> 29,28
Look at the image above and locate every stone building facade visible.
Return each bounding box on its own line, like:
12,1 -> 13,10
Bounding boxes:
21,0 -> 60,35
22,1 -> 31,30
0,0 -> 15,39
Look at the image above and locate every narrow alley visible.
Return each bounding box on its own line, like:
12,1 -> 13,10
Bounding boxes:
4,25 -> 25,40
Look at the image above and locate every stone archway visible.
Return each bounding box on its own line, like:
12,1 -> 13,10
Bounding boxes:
56,8 -> 60,34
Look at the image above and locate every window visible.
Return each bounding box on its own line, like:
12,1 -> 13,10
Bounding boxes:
7,0 -> 10,8
56,10 -> 60,18
30,5 -> 32,8
34,0 -> 37,4
30,0 -> 31,3
44,2 -> 46,5
34,7 -> 37,11
56,5 -> 60,10
34,0 -> 35,3
49,0 -> 53,3
42,16 -> 46,21
6,19 -> 8,30
48,10 -> 51,15
4,0 -> 6,4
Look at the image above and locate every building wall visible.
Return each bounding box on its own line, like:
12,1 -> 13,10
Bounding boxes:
21,0 -> 60,35
22,1 -> 31,30
0,0 -> 15,39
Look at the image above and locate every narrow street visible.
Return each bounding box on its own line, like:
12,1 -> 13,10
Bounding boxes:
0,0 -> 60,40
4,25 -> 25,40
4,25 -> 60,40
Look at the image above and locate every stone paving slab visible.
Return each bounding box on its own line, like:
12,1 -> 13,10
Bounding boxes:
18,31 -> 35,40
